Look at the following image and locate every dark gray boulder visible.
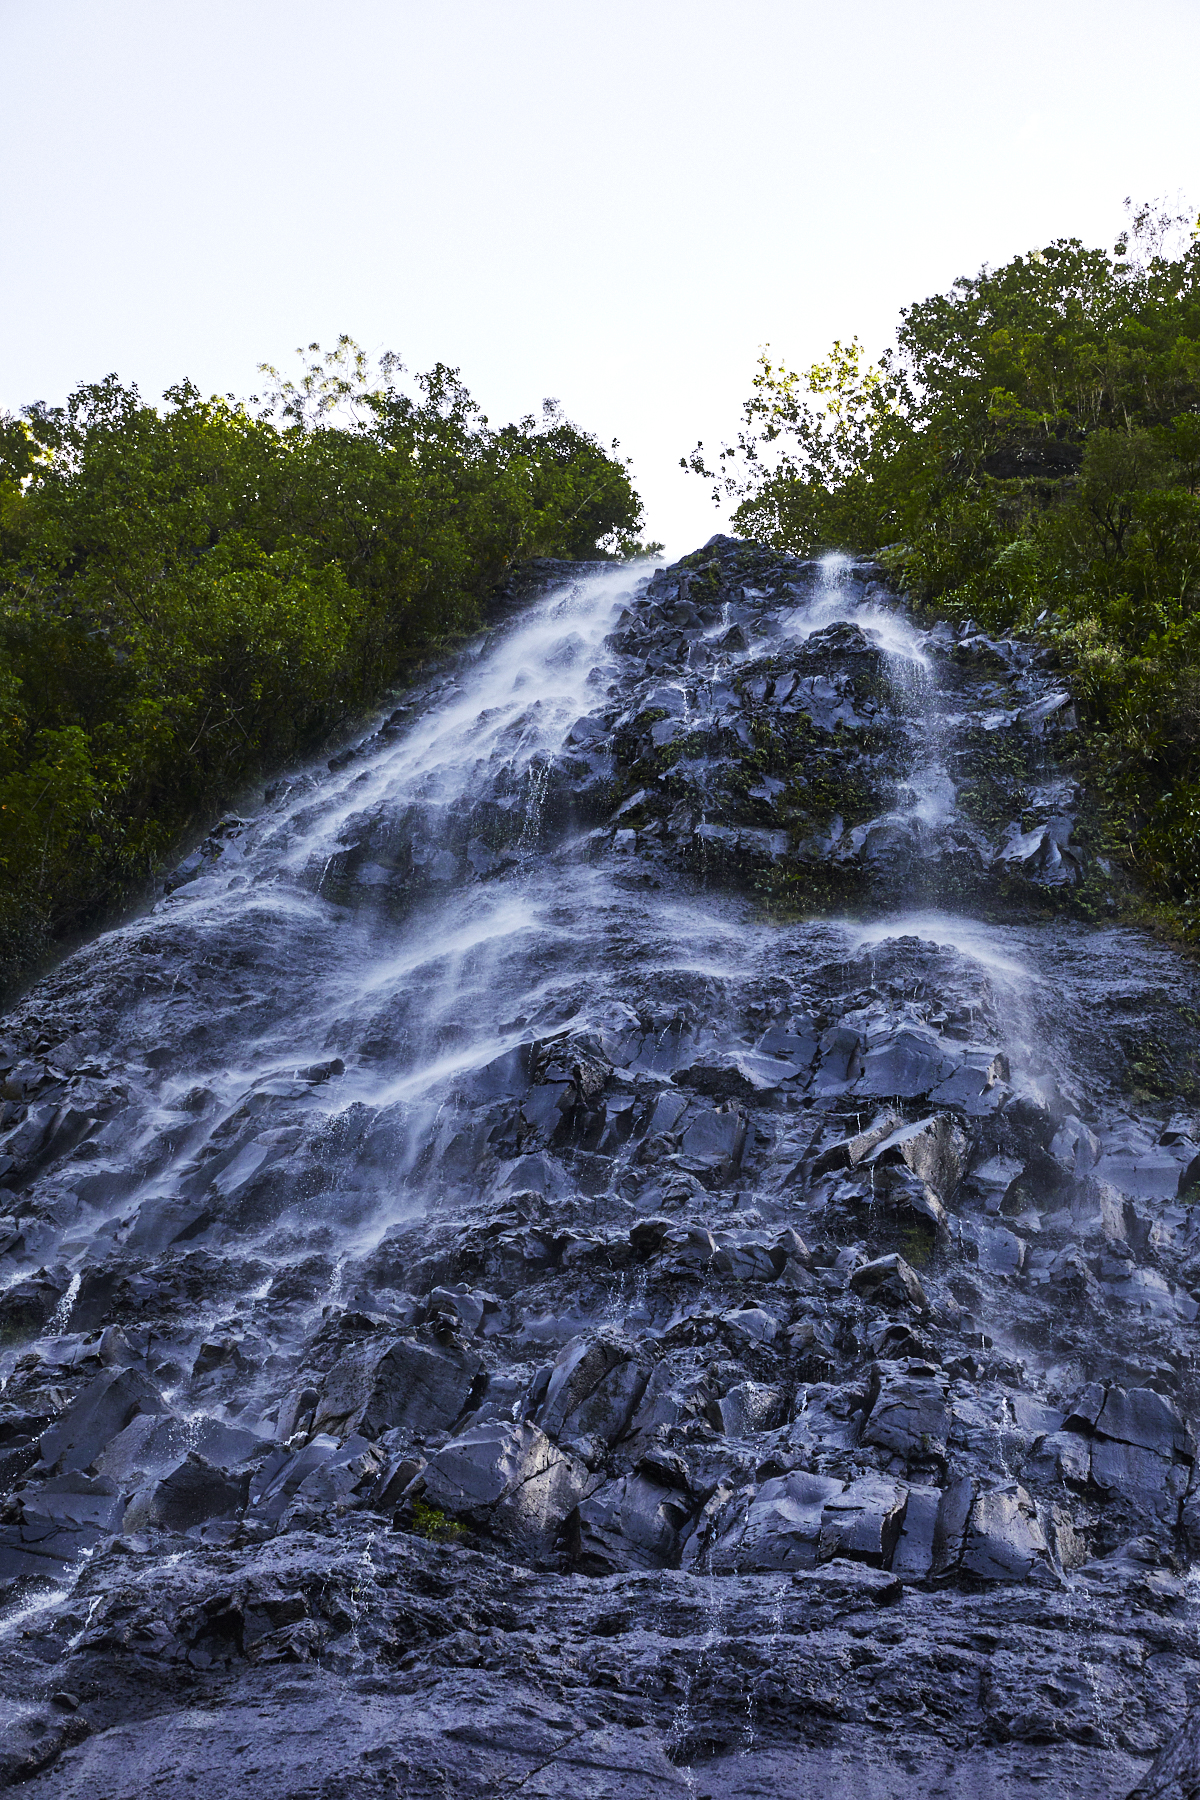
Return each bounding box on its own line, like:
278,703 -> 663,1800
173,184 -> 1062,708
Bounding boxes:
575,1468 -> 694,1571
849,1252 -> 929,1311
422,1420 -> 592,1555
35,1368 -> 171,1474
538,1333 -> 651,1463
862,1367 -> 951,1460
143,1453 -> 251,1533
311,1332 -> 483,1439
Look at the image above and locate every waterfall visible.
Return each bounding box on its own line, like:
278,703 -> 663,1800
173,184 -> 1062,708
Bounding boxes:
0,539 -> 1198,1800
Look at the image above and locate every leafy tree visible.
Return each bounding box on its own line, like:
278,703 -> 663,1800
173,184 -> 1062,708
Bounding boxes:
0,342 -> 645,989
687,198 -> 1200,930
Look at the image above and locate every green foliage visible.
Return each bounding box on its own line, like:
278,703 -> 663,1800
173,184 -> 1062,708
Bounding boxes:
0,341 -> 645,989
683,337 -> 926,553
689,199 -> 1200,931
408,1498 -> 464,1541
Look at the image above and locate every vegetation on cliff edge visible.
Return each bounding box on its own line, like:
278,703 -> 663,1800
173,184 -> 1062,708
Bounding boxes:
0,339 -> 645,990
687,199 -> 1200,936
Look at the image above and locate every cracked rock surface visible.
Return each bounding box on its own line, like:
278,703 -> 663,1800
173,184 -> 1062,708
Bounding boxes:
1,541 -> 1199,1797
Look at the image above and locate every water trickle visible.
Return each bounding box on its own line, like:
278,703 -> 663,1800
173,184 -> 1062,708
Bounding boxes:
47,1273 -> 80,1336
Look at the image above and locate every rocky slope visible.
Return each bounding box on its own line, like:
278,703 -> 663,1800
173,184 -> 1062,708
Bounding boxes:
0,540 -> 1198,1798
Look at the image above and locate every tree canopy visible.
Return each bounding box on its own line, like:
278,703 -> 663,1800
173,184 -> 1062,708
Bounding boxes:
0,340 -> 646,988
687,201 -> 1200,933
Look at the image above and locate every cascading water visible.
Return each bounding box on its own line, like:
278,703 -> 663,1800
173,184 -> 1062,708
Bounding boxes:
0,538 -> 1198,1800
780,553 -> 964,899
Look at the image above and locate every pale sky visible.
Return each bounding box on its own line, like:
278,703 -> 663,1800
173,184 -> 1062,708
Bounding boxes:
2,0 -> 1198,555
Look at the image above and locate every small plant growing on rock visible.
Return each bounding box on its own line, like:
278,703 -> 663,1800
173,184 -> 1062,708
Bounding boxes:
409,1498 -> 465,1543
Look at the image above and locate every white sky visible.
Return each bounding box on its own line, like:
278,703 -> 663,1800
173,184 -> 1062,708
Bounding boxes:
2,0 -> 1198,555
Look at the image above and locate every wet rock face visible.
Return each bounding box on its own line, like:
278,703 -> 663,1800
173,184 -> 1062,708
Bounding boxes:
0,542 -> 1198,1797
578,543 -> 1095,916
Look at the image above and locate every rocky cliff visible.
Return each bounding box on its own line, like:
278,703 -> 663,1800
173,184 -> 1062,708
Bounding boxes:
0,540 -> 1199,1798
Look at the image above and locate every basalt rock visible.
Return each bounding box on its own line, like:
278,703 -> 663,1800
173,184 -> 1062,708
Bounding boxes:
0,542 -> 1197,1797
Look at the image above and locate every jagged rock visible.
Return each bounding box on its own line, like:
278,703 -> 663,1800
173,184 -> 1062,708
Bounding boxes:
934,1469 -> 1054,1583
818,1473 -> 908,1565
423,1421 -> 591,1555
864,1113 -> 966,1199
722,1305 -> 779,1347
0,1266 -> 72,1337
624,1356 -> 715,1440
0,1469 -> 125,1585
1095,1386 -> 1194,1459
143,1453 -> 251,1532
849,1252 -> 929,1311
1026,1428 -> 1092,1486
426,1283 -> 506,1336
1090,1438 -> 1187,1518
95,1412 -> 259,1484
676,1104 -> 747,1176
857,1025 -> 960,1100
574,1469 -> 694,1571
810,1111 -> 902,1176
717,1378 -> 785,1436
996,814 -> 1082,884
1131,1707 -> 1200,1797
311,1332 -> 483,1440
755,1021 -> 819,1067
701,1467 -> 907,1574
35,1368 -> 172,1474
891,1483 -> 942,1578
709,1470 -> 842,1571
813,1025 -> 863,1093
862,1365 -> 951,1460
538,1332 -> 650,1462
676,1050 -> 801,1097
